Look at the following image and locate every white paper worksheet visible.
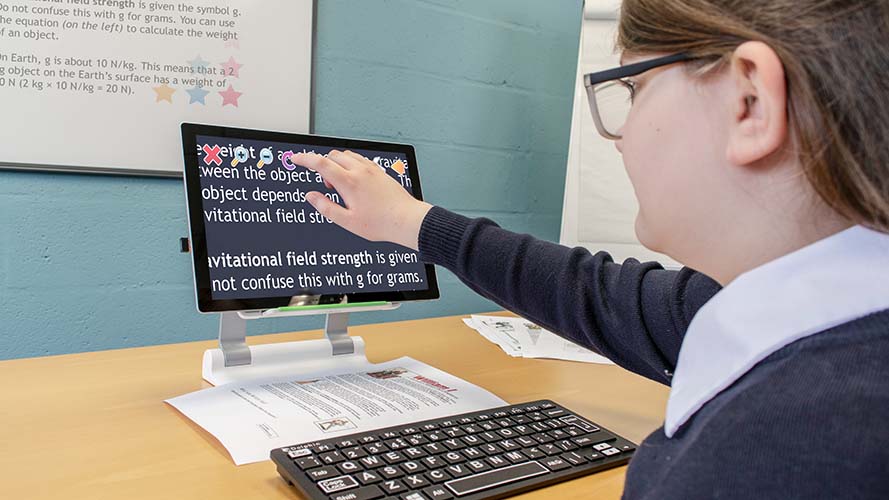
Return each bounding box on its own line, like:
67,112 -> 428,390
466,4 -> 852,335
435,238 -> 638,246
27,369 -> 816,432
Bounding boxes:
465,315 -> 613,365
166,357 -> 507,465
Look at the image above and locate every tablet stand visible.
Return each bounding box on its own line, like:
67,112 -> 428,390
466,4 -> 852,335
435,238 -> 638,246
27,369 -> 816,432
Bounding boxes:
203,303 -> 400,386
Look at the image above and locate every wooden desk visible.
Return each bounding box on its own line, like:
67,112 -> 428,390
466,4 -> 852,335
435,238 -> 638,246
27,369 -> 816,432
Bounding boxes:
0,312 -> 668,500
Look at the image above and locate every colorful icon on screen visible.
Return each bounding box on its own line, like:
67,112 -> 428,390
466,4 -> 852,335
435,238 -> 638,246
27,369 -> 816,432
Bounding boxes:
257,148 -> 274,168
371,156 -> 407,175
391,160 -> 406,175
231,146 -> 249,167
202,144 -> 222,166
280,150 -> 296,170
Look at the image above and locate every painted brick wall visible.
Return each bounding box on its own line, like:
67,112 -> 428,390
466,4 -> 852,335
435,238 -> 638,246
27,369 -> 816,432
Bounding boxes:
0,0 -> 583,360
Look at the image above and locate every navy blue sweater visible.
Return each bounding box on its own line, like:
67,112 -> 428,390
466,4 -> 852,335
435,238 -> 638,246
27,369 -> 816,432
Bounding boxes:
417,206 -> 889,499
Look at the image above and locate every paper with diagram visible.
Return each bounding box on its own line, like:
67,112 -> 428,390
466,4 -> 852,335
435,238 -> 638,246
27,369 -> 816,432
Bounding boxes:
465,315 -> 613,365
166,356 -> 506,465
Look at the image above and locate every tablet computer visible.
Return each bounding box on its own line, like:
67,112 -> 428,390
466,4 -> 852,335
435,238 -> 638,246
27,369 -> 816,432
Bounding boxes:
181,123 -> 440,313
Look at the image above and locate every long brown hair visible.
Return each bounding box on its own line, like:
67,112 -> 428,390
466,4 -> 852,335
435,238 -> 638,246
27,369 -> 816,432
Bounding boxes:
617,0 -> 889,232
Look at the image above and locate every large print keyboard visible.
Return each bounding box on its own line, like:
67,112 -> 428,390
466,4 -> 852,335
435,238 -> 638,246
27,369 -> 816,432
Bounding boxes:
271,400 -> 636,500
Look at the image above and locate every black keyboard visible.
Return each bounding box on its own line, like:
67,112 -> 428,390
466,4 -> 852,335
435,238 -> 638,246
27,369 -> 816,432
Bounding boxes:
271,400 -> 636,500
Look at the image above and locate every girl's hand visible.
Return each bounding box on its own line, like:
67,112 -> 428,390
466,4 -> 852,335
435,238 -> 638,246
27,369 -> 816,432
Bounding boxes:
291,150 -> 432,251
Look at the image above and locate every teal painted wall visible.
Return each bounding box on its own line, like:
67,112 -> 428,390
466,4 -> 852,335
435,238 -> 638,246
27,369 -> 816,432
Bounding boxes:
0,0 -> 583,360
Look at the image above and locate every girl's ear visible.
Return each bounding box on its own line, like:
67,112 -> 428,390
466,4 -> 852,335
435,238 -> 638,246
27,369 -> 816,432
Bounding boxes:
725,41 -> 789,167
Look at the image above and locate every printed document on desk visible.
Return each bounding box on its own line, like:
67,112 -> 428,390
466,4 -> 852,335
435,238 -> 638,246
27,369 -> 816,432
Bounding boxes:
165,357 -> 506,465
465,315 -> 613,365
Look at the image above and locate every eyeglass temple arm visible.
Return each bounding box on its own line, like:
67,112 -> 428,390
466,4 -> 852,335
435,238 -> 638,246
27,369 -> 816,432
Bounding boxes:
584,52 -> 694,87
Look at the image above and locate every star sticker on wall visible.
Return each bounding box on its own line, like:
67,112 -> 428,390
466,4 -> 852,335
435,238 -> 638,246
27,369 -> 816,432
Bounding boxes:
220,56 -> 243,78
219,85 -> 242,107
188,55 -> 210,72
186,85 -> 210,105
153,83 -> 175,103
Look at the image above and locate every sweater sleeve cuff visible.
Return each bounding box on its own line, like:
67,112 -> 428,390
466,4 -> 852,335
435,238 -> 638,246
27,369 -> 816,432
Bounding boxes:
417,205 -> 473,268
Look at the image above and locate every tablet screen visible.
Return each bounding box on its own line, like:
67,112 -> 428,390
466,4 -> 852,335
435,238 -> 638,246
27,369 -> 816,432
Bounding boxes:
181,124 -> 439,312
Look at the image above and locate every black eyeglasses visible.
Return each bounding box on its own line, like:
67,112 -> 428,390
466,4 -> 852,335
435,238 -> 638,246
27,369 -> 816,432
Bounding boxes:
584,52 -> 696,140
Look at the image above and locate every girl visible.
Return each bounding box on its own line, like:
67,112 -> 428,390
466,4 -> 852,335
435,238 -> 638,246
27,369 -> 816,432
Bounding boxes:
292,0 -> 889,497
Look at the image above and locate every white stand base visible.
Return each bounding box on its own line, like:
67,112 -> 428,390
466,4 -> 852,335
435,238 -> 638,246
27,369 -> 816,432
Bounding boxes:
200,305 -> 398,386
202,337 -> 369,386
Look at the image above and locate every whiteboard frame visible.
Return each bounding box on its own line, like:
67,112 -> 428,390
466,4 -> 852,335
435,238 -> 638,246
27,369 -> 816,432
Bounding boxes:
0,0 -> 317,179
584,0 -> 620,20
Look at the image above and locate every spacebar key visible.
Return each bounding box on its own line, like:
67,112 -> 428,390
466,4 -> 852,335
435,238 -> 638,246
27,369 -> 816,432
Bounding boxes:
445,461 -> 549,496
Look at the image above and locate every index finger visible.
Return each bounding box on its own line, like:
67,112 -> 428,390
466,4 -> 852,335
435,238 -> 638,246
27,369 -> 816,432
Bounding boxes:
291,152 -> 349,186
327,149 -> 365,170
342,150 -> 380,170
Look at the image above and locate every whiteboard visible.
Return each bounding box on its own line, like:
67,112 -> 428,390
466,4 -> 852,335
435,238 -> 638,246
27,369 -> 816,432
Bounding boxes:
560,6 -> 678,267
0,0 -> 313,177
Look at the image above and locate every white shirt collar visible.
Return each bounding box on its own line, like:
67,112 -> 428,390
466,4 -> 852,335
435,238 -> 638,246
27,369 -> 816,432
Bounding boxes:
664,225 -> 889,438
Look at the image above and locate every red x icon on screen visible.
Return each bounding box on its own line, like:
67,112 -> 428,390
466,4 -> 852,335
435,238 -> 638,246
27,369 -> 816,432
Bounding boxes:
202,144 -> 222,166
